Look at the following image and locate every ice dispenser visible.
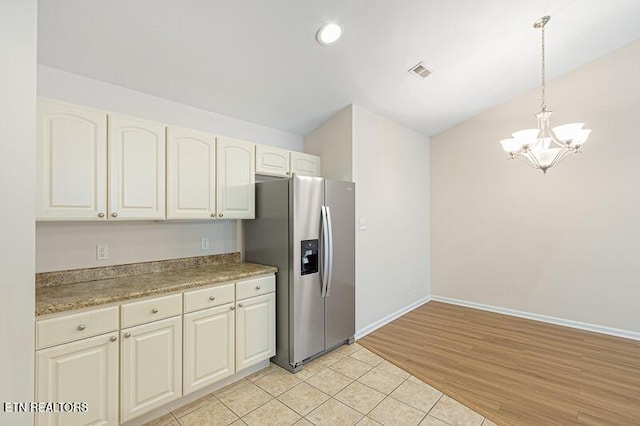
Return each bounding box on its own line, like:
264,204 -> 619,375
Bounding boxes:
301,239 -> 318,275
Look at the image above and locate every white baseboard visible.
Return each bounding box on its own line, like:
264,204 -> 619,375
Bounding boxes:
432,295 -> 640,342
355,296 -> 431,340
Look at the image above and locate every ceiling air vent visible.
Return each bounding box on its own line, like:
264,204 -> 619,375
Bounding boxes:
408,62 -> 431,79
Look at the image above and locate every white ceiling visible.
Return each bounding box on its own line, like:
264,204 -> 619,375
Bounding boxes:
37,0 -> 640,137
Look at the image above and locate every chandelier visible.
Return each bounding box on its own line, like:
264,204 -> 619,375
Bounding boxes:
499,16 -> 591,174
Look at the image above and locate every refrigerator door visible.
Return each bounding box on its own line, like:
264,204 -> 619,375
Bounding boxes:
291,175 -> 326,364
324,180 -> 356,349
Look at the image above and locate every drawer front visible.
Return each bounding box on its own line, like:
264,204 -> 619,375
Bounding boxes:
36,306 -> 119,350
121,293 -> 182,328
236,275 -> 275,301
184,283 -> 234,314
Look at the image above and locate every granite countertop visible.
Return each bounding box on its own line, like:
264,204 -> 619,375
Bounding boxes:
36,255 -> 277,317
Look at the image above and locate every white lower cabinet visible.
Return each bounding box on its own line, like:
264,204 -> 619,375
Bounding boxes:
235,292 -> 276,371
183,303 -> 235,394
35,274 -> 275,424
36,332 -> 119,426
120,316 -> 182,423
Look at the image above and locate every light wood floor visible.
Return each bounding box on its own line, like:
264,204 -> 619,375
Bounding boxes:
358,301 -> 640,425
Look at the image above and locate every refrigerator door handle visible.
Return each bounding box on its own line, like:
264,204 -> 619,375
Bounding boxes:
320,205 -> 329,298
326,206 -> 334,297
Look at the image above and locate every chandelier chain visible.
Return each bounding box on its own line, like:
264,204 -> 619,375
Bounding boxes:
540,25 -> 546,112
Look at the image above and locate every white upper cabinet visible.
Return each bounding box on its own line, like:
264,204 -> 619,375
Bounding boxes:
255,145 -> 290,177
166,127 -> 216,219
216,137 -> 255,219
108,115 -> 166,220
36,99 -> 108,220
290,151 -> 322,177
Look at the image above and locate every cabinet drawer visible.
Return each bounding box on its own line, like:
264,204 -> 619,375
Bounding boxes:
36,306 -> 119,350
121,293 -> 182,328
236,275 -> 275,300
184,283 -> 234,314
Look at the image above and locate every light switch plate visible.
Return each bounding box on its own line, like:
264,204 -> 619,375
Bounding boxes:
359,218 -> 367,230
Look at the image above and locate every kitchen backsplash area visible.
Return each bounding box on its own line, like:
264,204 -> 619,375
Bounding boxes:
36,220 -> 239,272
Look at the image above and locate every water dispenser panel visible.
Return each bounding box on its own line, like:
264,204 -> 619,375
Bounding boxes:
301,239 -> 319,275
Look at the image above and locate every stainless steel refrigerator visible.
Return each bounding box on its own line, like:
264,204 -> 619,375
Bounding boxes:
244,174 -> 355,372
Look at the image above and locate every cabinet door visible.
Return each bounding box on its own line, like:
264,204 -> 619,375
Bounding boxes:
183,304 -> 235,394
216,137 -> 255,219
255,144 -> 290,177
236,292 -> 275,371
121,316 -> 182,422
36,332 -> 119,426
36,98 -> 108,221
290,152 -> 321,177
167,127 -> 216,219
108,115 -> 166,220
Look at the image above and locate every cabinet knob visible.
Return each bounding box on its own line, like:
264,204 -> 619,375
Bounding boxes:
209,296 -> 216,301
152,308 -> 159,314
230,306 -> 235,311
211,213 -> 216,218
219,213 -> 224,218
111,212 -> 118,218
98,212 -> 105,218
110,336 -> 117,342
238,303 -> 244,308
256,285 -> 261,290
77,324 -> 86,331
124,332 -> 131,338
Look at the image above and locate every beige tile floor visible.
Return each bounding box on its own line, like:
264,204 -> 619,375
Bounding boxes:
145,343 -> 497,426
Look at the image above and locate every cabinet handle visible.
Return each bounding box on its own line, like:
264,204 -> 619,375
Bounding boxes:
219,213 -> 224,218
98,212 -> 105,218
152,308 -> 159,314
124,332 -> 131,338
110,336 -> 117,342
211,213 -> 216,218
209,296 -> 216,301
238,303 -> 244,308
111,212 -> 118,218
256,285 -> 261,290
77,324 -> 86,331
230,306 -> 235,310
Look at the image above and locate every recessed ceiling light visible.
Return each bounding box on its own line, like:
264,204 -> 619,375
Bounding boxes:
316,23 -> 342,45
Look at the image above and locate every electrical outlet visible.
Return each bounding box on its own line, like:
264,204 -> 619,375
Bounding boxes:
96,244 -> 109,260
201,237 -> 210,251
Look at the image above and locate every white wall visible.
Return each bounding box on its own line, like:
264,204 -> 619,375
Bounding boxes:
0,1 -> 36,424
304,105 -> 431,335
36,66 -> 303,272
351,106 -> 431,333
36,221 -> 238,272
304,106 -> 353,181
38,65 -> 303,150
431,39 -> 640,333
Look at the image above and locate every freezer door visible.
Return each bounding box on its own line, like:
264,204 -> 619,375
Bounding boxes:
291,175 -> 325,364
325,180 -> 356,348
